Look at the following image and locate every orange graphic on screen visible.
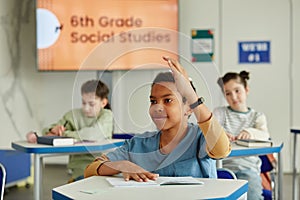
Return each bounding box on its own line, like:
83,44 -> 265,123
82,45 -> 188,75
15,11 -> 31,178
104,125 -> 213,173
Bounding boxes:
37,0 -> 178,71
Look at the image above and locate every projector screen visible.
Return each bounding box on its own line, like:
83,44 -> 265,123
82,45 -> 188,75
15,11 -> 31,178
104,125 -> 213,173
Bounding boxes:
36,0 -> 178,71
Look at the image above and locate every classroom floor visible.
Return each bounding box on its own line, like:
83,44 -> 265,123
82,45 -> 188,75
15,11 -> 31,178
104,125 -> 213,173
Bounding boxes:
2,164 -> 297,200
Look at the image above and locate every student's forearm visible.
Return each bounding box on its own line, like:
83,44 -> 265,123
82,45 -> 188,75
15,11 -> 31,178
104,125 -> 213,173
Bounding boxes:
99,161 -> 130,176
192,103 -> 213,123
199,116 -> 231,159
98,162 -> 120,176
84,159 -> 142,178
188,95 -> 231,158
84,159 -> 120,178
84,156 -> 112,178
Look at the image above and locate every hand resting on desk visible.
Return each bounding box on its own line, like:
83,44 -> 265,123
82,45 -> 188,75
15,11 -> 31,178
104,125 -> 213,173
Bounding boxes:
100,160 -> 159,182
26,124 -> 66,144
26,131 -> 37,143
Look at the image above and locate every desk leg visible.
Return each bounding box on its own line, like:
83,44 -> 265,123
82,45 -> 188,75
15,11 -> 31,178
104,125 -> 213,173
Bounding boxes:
216,160 -> 222,168
292,134 -> 298,200
34,154 -> 42,200
278,150 -> 283,200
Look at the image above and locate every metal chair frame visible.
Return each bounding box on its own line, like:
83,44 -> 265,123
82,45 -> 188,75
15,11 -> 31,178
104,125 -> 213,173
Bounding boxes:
0,163 -> 6,200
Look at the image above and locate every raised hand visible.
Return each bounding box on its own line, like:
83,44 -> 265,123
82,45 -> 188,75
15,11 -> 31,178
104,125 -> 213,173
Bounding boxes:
162,56 -> 198,105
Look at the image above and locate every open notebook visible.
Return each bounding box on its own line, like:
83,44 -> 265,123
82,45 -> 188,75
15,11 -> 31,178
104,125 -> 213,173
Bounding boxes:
106,176 -> 204,187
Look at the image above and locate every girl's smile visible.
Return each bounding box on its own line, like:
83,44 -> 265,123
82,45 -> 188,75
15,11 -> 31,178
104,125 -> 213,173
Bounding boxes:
149,82 -> 188,132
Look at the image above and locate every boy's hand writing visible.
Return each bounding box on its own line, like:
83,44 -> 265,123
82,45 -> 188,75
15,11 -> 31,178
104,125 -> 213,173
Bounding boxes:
48,125 -> 65,136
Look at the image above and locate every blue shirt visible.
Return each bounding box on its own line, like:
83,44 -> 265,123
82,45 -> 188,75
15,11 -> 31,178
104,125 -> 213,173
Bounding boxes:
107,123 -> 217,178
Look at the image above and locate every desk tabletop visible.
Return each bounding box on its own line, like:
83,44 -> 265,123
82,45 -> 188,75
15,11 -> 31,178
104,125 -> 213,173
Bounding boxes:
291,128 -> 300,134
229,142 -> 283,157
12,140 -> 283,156
52,176 -> 248,200
11,139 -> 124,154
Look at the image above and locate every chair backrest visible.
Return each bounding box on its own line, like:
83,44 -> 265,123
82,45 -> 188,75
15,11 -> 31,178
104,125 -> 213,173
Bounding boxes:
0,163 -> 6,200
259,155 -> 274,173
217,168 -> 237,179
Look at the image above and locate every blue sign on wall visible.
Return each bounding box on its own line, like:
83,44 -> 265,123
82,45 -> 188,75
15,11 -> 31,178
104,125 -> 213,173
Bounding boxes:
239,41 -> 270,63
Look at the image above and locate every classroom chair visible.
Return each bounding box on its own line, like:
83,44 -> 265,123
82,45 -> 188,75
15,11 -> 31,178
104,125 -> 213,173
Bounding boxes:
260,155 -> 276,200
217,168 -> 237,179
217,166 -> 272,200
217,168 -> 247,200
0,163 -> 6,200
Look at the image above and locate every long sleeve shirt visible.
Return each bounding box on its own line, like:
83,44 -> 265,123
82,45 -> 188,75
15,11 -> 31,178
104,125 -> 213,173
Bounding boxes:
213,106 -> 270,173
84,115 -> 231,178
42,108 -> 113,179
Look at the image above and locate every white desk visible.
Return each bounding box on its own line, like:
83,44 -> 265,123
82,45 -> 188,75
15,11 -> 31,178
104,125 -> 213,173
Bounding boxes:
291,128 -> 300,200
52,176 -> 248,200
217,142 -> 284,200
11,139 -> 124,200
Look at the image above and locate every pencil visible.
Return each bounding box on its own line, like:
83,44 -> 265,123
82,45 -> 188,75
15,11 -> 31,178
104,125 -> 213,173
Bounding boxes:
63,121 -> 68,127
33,132 -> 39,138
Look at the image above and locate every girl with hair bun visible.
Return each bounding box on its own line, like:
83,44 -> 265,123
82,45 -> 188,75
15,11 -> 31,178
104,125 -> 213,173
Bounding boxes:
214,70 -> 270,200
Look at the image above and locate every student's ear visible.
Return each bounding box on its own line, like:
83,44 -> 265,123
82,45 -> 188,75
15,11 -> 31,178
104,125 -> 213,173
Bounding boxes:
101,98 -> 108,108
245,86 -> 250,95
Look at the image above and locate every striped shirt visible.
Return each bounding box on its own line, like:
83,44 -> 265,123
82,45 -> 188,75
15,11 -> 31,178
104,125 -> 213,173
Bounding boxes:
213,106 -> 270,172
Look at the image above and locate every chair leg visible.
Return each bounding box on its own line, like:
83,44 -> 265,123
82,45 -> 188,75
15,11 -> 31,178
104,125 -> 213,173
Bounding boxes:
270,169 -> 277,200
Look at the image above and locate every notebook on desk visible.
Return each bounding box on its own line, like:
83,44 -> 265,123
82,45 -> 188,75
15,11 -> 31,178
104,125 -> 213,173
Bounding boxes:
236,139 -> 273,147
106,176 -> 204,187
37,136 -> 74,146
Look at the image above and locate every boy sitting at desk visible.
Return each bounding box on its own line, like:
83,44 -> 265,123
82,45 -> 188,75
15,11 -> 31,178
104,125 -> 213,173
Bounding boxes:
27,79 -> 113,182
84,57 -> 231,181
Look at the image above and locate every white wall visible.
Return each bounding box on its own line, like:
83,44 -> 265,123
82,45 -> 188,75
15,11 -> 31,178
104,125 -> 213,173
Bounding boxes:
292,0 -> 300,126
0,0 -> 97,164
222,0 -> 291,170
179,0 -> 295,172
291,0 -> 300,172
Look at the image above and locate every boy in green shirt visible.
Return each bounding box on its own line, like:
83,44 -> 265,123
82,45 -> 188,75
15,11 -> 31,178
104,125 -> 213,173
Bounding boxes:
27,80 -> 113,182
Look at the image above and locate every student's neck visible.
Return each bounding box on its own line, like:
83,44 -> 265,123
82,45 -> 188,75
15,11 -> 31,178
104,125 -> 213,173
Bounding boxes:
160,123 -> 188,154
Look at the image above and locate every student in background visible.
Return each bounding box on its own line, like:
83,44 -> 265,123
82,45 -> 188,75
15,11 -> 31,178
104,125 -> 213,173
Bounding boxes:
213,71 -> 270,200
84,57 -> 231,181
27,79 -> 113,182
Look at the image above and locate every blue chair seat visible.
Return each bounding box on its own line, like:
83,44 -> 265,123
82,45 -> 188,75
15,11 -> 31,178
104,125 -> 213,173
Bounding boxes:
217,168 -> 237,179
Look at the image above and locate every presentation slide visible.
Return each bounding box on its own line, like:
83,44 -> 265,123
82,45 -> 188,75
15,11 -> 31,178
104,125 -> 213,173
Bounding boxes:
37,0 -> 178,71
